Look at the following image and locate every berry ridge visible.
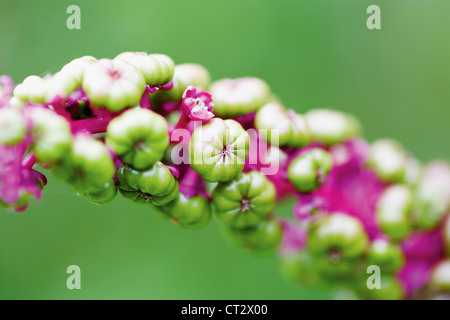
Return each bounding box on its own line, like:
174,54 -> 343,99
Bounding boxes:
0,52 -> 449,300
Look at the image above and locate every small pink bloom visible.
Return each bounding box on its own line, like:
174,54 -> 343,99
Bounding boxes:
181,86 -> 214,122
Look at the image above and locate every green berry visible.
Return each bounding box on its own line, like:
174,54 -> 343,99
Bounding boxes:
412,161 -> 450,230
355,276 -> 404,300
210,77 -> 271,117
78,179 -> 117,205
116,162 -> 179,206
0,107 -> 27,146
82,58 -> 145,112
305,109 -> 361,146
60,56 -> 97,84
308,213 -> 369,280
366,239 -> 405,274
45,72 -> 80,103
279,251 -> 325,288
369,139 -> 407,183
29,108 -> 72,163
52,136 -> 115,193
106,108 -> 169,170
13,75 -> 47,103
376,184 -> 413,241
160,193 -> 211,229
430,260 -> 450,292
288,148 -> 333,192
212,171 -> 276,229
255,102 -> 310,148
224,219 -> 283,254
189,118 -> 249,183
115,52 -> 174,86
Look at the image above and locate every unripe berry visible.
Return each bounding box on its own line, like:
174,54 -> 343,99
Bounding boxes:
189,118 -> 249,183
255,102 -> 310,148
212,171 -> 276,229
152,63 -> 211,104
106,107 -> 169,170
116,162 -> 179,206
0,107 -> 27,146
308,213 -> 369,280
369,139 -> 407,183
288,148 -> 333,192
430,260 -> 450,292
52,135 -> 115,193
366,239 -> 405,274
376,184 -> 413,241
210,77 -> 271,117
224,219 -> 283,254
115,52 -> 174,86
82,58 -> 145,111
305,109 -> 361,145
160,193 -> 211,229
29,108 -> 72,163
13,75 -> 47,103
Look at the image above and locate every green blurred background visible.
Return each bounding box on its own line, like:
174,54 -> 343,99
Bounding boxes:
0,0 -> 449,299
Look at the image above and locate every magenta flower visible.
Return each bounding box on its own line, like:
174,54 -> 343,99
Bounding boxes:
181,85 -> 214,122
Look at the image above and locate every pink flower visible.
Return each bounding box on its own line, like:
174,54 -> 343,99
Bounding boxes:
181,86 -> 214,122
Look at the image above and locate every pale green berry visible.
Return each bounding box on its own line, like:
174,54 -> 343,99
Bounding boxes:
152,63 -> 211,103
29,108 -> 72,163
106,107 -> 169,170
189,118 -> 249,182
255,102 -> 310,148
60,56 -> 97,84
369,139 -> 407,183
210,77 -> 271,117
82,58 -> 146,112
115,52 -> 174,86
376,184 -> 413,241
305,109 -> 361,145
430,260 -> 450,292
412,161 -> 450,229
0,107 -> 27,146
13,75 -> 47,103
288,148 -> 333,192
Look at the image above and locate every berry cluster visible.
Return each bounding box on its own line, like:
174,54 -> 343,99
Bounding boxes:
0,52 -> 449,299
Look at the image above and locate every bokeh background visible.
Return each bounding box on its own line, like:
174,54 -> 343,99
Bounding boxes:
0,0 -> 449,299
